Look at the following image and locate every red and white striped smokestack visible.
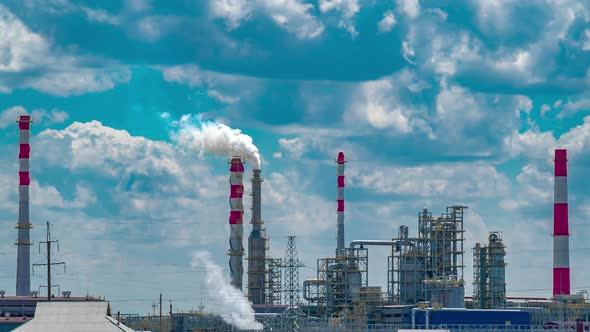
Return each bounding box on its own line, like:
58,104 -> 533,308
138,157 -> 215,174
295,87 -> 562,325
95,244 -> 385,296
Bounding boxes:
336,152 -> 346,251
228,157 -> 245,291
16,115 -> 33,296
553,149 -> 570,296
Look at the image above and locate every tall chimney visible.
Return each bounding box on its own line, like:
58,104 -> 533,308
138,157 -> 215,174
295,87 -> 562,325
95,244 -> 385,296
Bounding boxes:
553,149 -> 570,296
228,157 -> 245,291
336,152 -> 346,252
248,169 -> 266,304
16,115 -> 33,296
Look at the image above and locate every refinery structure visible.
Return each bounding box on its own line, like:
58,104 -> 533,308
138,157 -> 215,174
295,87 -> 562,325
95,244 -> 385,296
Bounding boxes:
3,115 -> 590,332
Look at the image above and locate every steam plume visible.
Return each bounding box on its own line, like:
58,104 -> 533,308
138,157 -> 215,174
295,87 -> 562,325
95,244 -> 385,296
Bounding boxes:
191,251 -> 263,330
167,114 -> 261,169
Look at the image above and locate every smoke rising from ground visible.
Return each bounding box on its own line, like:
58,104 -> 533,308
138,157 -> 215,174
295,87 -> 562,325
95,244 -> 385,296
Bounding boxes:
191,251 -> 263,330
166,113 -> 261,169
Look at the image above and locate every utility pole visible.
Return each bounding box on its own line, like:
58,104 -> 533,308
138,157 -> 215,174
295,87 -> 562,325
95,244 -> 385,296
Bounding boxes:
33,222 -> 65,300
159,293 -> 163,332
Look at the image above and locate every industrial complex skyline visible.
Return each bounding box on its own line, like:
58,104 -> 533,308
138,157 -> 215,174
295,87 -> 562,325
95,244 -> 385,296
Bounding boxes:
0,0 -> 590,316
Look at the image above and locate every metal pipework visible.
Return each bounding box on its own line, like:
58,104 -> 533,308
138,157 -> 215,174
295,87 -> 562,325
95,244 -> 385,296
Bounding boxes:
350,240 -> 415,249
247,169 -> 267,304
16,115 -> 33,297
228,157 -> 245,291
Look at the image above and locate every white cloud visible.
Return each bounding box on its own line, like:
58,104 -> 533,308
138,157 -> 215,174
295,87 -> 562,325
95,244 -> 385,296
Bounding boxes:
161,64 -> 251,105
134,15 -> 182,42
499,165 -> 552,210
540,104 -> 551,117
81,7 -> 120,25
396,0 -> 420,19
29,68 -> 131,97
347,162 -> 510,199
210,0 -> 251,29
402,41 -> 415,64
125,0 -> 152,12
378,10 -> 396,33
272,151 -> 282,159
583,29 -> 590,51
209,0 -> 324,39
0,5 -> 129,96
278,137 -> 306,159
207,90 -> 239,104
0,4 -> 50,72
347,71 -> 434,137
557,98 -> 590,118
0,106 -> 69,128
318,0 -> 360,38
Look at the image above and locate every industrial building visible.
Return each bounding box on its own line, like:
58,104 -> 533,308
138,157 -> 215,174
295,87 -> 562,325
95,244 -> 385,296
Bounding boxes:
7,113 -> 590,331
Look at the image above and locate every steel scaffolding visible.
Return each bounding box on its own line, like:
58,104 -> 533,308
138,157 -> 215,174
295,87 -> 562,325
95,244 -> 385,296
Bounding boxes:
388,206 -> 466,306
266,258 -> 283,305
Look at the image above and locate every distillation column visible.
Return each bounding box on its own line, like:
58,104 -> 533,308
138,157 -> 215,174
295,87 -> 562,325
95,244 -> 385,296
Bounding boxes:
248,169 -> 267,304
229,157 -> 245,291
16,115 -> 33,296
553,149 -> 570,296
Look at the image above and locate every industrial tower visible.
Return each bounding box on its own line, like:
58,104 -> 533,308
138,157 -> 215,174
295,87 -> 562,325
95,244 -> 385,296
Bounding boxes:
16,115 -> 33,296
228,157 -> 245,291
336,152 -> 346,252
553,149 -> 570,296
473,232 -> 507,309
248,169 -> 268,304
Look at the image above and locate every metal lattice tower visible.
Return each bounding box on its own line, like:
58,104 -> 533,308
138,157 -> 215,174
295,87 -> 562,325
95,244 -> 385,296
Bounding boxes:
283,236 -> 304,308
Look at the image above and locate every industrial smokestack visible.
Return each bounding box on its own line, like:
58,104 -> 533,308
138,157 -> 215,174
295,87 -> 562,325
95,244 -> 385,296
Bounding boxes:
248,169 -> 266,304
229,157 -> 245,291
553,149 -> 570,296
336,152 -> 346,252
16,115 -> 32,296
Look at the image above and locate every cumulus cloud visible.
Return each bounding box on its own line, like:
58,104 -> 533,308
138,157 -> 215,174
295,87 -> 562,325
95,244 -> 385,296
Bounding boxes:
347,162 -> 510,199
557,98 -> 590,118
0,4 -> 129,96
209,0 -> 324,39
347,70 -> 433,137
318,0 -> 360,37
278,137 -> 306,159
0,106 -> 69,128
378,10 -> 396,33
396,0 -> 420,19
161,64 -> 249,104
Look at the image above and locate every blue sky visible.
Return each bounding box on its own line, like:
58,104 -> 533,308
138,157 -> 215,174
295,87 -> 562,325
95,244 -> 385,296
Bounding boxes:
1,0 -> 590,314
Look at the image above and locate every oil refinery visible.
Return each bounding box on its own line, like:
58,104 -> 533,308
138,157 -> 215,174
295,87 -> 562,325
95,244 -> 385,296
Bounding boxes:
2,116 -> 590,332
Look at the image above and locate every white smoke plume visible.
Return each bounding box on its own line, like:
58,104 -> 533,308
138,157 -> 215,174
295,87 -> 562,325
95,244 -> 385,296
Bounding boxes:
191,251 -> 263,330
166,113 -> 261,170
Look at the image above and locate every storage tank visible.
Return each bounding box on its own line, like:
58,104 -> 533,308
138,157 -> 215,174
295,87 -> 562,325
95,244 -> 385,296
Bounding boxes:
424,277 -> 465,308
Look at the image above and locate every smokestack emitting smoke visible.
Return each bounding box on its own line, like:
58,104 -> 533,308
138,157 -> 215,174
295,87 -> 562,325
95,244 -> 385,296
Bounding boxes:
169,114 -> 261,170
336,152 -> 346,251
553,149 -> 570,296
192,251 -> 263,330
248,169 -> 266,304
16,115 -> 32,296
229,157 -> 245,291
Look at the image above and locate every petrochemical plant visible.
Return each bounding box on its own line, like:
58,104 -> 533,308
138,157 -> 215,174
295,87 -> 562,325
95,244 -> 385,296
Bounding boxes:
2,115 -> 590,332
